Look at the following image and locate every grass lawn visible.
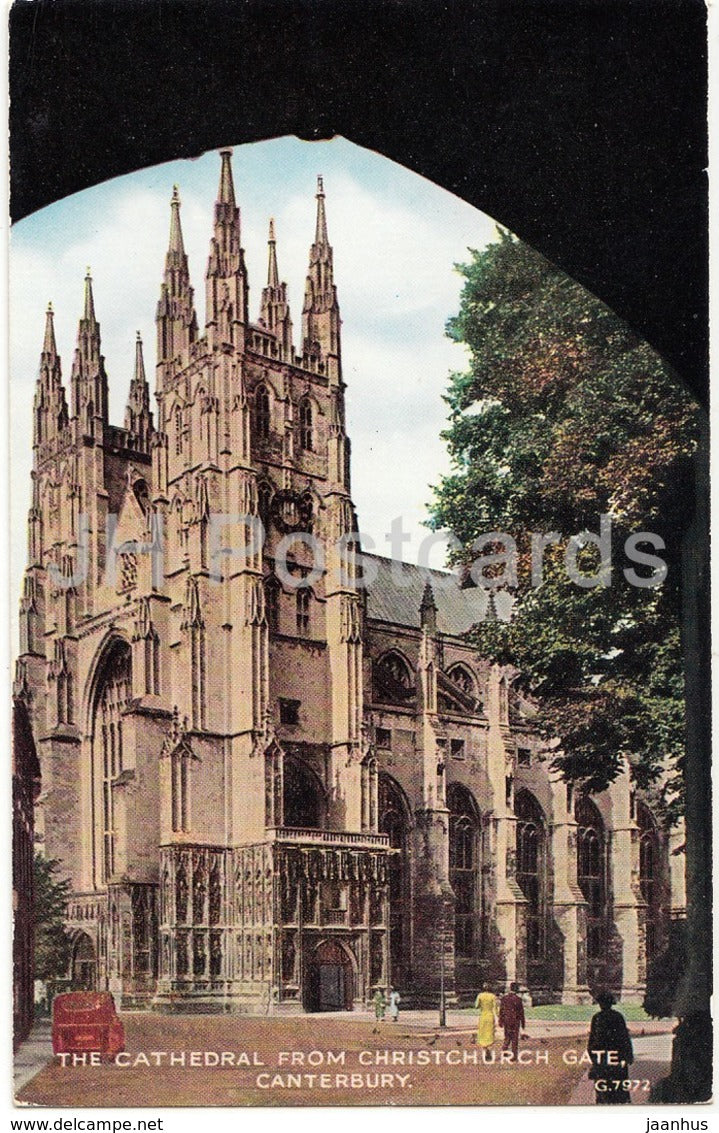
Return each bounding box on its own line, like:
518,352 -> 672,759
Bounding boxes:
527,1003 -> 657,1022
455,1003 -> 665,1022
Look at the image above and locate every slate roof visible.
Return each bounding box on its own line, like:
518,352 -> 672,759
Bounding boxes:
361,553 -> 489,636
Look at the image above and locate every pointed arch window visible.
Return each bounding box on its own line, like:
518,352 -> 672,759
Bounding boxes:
448,664 -> 475,698
373,651 -> 415,705
57,671 -> 74,725
576,795 -> 607,960
144,630 -> 160,695
190,626 -> 206,730
448,783 -> 482,959
498,675 -> 509,721
360,756 -> 378,831
265,575 -> 281,633
93,640 -> 132,883
379,774 -> 410,977
257,481 -> 273,536
133,479 -> 150,515
515,790 -> 547,961
283,756 -> 325,830
299,397 -> 313,452
171,744 -> 192,833
255,384 -> 271,439
175,406 -> 183,455
296,588 -> 310,637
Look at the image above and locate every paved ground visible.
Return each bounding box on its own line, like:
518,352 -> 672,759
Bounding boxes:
568,1031 -> 673,1105
15,1011 -> 673,1109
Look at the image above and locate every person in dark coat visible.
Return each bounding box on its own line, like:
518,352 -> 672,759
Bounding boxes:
587,991 -> 635,1104
499,981 -> 526,1059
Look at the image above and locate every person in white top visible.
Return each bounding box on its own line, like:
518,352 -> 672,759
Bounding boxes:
388,988 -> 401,1021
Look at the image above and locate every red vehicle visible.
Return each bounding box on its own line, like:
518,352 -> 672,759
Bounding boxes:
52,992 -> 125,1059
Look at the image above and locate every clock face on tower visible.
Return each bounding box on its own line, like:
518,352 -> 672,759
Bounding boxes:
270,489 -> 313,533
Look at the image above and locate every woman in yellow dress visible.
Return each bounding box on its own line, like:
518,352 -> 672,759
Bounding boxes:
474,984 -> 497,1048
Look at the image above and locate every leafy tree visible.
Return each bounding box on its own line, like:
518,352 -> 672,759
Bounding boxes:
429,231 -> 698,819
34,853 -> 71,986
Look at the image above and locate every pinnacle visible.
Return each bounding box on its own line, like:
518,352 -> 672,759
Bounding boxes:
267,217 -> 279,287
314,174 -> 329,245
134,332 -> 147,385
42,303 -> 57,356
83,268 -> 96,323
217,148 -> 236,207
168,186 -> 185,255
420,579 -> 437,610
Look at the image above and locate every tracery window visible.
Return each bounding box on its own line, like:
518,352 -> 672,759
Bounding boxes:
283,757 -> 325,830
576,795 -> 607,959
265,575 -> 280,633
296,588 -> 310,637
255,384 -> 271,439
299,397 -> 313,452
373,651 -> 414,705
448,783 -> 481,959
515,790 -> 546,961
447,664 -> 475,697
93,640 -> 132,882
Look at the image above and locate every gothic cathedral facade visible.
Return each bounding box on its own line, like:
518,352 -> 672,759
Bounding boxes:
15,150 -> 684,1012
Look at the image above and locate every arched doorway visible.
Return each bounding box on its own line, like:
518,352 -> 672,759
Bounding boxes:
71,932 -> 97,990
305,939 -> 354,1011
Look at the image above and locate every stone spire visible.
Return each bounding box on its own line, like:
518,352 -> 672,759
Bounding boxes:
205,148 -> 249,346
259,218 -> 293,359
156,186 -> 198,377
33,303 -> 69,450
70,270 -> 109,430
302,175 -> 341,380
124,332 -> 154,451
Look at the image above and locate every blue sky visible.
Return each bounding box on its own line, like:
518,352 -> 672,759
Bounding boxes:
10,136 -> 498,640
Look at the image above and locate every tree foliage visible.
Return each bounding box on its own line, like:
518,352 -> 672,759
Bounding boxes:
429,231 -> 698,819
34,853 -> 71,983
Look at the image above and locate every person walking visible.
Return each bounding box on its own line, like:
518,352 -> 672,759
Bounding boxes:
474,984 -> 497,1048
499,981 -> 526,1060
587,991 -> 634,1104
388,988 -> 401,1022
372,988 -> 386,1033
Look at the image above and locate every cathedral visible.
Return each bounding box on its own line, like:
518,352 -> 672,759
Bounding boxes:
15,149 -> 685,1013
